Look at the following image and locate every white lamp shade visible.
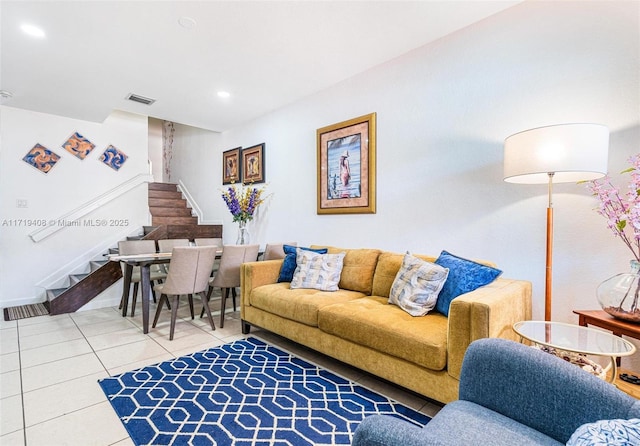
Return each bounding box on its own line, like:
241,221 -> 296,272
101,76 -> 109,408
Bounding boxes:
504,123 -> 609,184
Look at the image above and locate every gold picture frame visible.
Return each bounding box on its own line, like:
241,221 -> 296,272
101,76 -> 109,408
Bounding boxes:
317,113 -> 376,214
222,147 -> 241,184
242,143 -> 265,185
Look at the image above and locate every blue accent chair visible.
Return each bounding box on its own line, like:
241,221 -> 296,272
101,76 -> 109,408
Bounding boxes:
352,337 -> 640,446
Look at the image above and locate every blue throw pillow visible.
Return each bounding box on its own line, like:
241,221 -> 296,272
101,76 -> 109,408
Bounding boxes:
277,245 -> 328,283
434,250 -> 502,316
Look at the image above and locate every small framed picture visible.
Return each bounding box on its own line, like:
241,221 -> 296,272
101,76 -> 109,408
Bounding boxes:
317,113 -> 376,214
242,143 -> 265,184
222,147 -> 241,184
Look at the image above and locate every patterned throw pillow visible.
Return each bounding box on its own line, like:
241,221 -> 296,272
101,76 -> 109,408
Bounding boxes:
290,249 -> 346,291
388,252 -> 449,316
567,418 -> 640,446
277,245 -> 328,283
434,250 -> 502,317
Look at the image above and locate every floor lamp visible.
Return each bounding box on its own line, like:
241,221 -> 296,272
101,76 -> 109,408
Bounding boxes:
503,123 -> 609,321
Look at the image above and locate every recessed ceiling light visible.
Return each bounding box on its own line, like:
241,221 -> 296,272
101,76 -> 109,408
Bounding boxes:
178,16 -> 197,29
217,91 -> 231,99
20,24 -> 45,38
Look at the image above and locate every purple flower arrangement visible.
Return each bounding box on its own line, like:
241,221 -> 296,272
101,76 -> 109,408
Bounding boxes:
221,184 -> 266,223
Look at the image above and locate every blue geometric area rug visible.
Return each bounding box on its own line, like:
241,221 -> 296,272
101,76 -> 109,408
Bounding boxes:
98,337 -> 430,445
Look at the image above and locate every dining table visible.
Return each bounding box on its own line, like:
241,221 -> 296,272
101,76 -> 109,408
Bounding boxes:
108,252 -> 173,334
109,247 -> 228,334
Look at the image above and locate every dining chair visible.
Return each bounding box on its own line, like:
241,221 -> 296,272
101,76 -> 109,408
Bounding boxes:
194,237 -> 223,274
157,238 -> 190,275
262,242 -> 297,261
194,238 -> 223,248
157,238 -> 190,252
206,244 -> 260,328
118,239 -> 166,317
152,246 -> 217,340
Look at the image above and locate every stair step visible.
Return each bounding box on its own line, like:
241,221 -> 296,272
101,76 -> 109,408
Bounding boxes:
69,273 -> 89,285
152,216 -> 199,225
149,207 -> 193,217
149,198 -> 187,208
149,190 -> 183,199
47,288 -> 68,300
148,182 -> 178,192
90,260 -> 108,271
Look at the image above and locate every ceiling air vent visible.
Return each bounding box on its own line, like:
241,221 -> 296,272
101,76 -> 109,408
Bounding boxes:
125,93 -> 156,106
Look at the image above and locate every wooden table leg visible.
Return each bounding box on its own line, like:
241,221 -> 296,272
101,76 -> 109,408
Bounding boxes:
140,264 -> 151,334
121,264 -> 133,317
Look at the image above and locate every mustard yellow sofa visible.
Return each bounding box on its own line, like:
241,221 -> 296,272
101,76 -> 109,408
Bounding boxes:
240,246 -> 532,404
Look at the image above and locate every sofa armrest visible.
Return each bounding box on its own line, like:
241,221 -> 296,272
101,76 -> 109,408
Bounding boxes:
240,259 -> 283,318
446,278 -> 532,379
352,415 -> 446,446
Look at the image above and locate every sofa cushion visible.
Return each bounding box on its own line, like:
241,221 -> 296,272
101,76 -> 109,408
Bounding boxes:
311,246 -> 381,294
372,252 -> 438,298
318,296 -> 448,370
435,250 -> 502,316
290,249 -> 346,291
278,245 -> 327,283
248,282 -> 365,327
567,418 -> 640,446
388,252 -> 449,316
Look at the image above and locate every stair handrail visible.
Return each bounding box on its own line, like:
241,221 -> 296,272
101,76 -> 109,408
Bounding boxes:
177,180 -> 203,223
29,173 -> 153,243
177,179 -> 222,225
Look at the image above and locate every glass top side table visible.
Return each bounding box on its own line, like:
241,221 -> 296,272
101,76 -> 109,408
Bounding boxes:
512,320 -> 636,383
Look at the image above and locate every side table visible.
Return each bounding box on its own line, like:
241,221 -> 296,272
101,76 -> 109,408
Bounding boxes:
573,310 -> 640,366
512,320 -> 636,384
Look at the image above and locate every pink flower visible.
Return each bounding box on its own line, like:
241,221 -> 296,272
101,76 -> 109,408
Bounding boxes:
587,155 -> 640,261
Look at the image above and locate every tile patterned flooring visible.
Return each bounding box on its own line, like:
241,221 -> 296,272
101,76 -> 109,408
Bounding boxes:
1,298 -> 442,445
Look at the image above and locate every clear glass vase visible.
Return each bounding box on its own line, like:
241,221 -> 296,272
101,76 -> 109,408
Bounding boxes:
596,259 -> 640,323
236,221 -> 250,245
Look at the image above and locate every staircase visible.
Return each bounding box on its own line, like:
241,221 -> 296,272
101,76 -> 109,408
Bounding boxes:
42,182 -> 222,315
149,182 -> 198,225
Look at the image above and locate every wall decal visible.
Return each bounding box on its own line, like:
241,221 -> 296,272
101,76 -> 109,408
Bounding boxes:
62,132 -> 95,160
162,121 -> 175,182
100,145 -> 128,171
22,143 -> 61,174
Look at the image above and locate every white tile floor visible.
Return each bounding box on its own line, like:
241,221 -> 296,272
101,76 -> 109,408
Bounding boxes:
1,298 -> 442,446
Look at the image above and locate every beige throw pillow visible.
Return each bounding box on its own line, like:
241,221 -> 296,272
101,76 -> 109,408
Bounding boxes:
290,248 -> 346,291
389,252 -> 449,316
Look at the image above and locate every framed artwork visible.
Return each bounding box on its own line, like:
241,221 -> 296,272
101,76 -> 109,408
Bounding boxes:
222,147 -> 241,184
242,143 -> 265,185
317,113 -> 376,214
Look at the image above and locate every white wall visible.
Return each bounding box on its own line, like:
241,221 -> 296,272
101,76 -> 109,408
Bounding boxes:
148,118 -> 163,181
0,107 -> 151,308
171,1 -> 640,329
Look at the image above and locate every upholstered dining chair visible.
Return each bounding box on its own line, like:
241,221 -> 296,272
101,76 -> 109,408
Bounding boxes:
205,244 -> 260,328
157,238 -> 190,252
194,238 -> 223,248
151,246 -> 217,340
194,237 -> 223,273
262,242 -> 297,260
118,239 -> 166,317
157,238 -> 190,274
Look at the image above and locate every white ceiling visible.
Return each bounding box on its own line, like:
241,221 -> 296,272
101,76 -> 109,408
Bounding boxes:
1,1 -> 521,132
